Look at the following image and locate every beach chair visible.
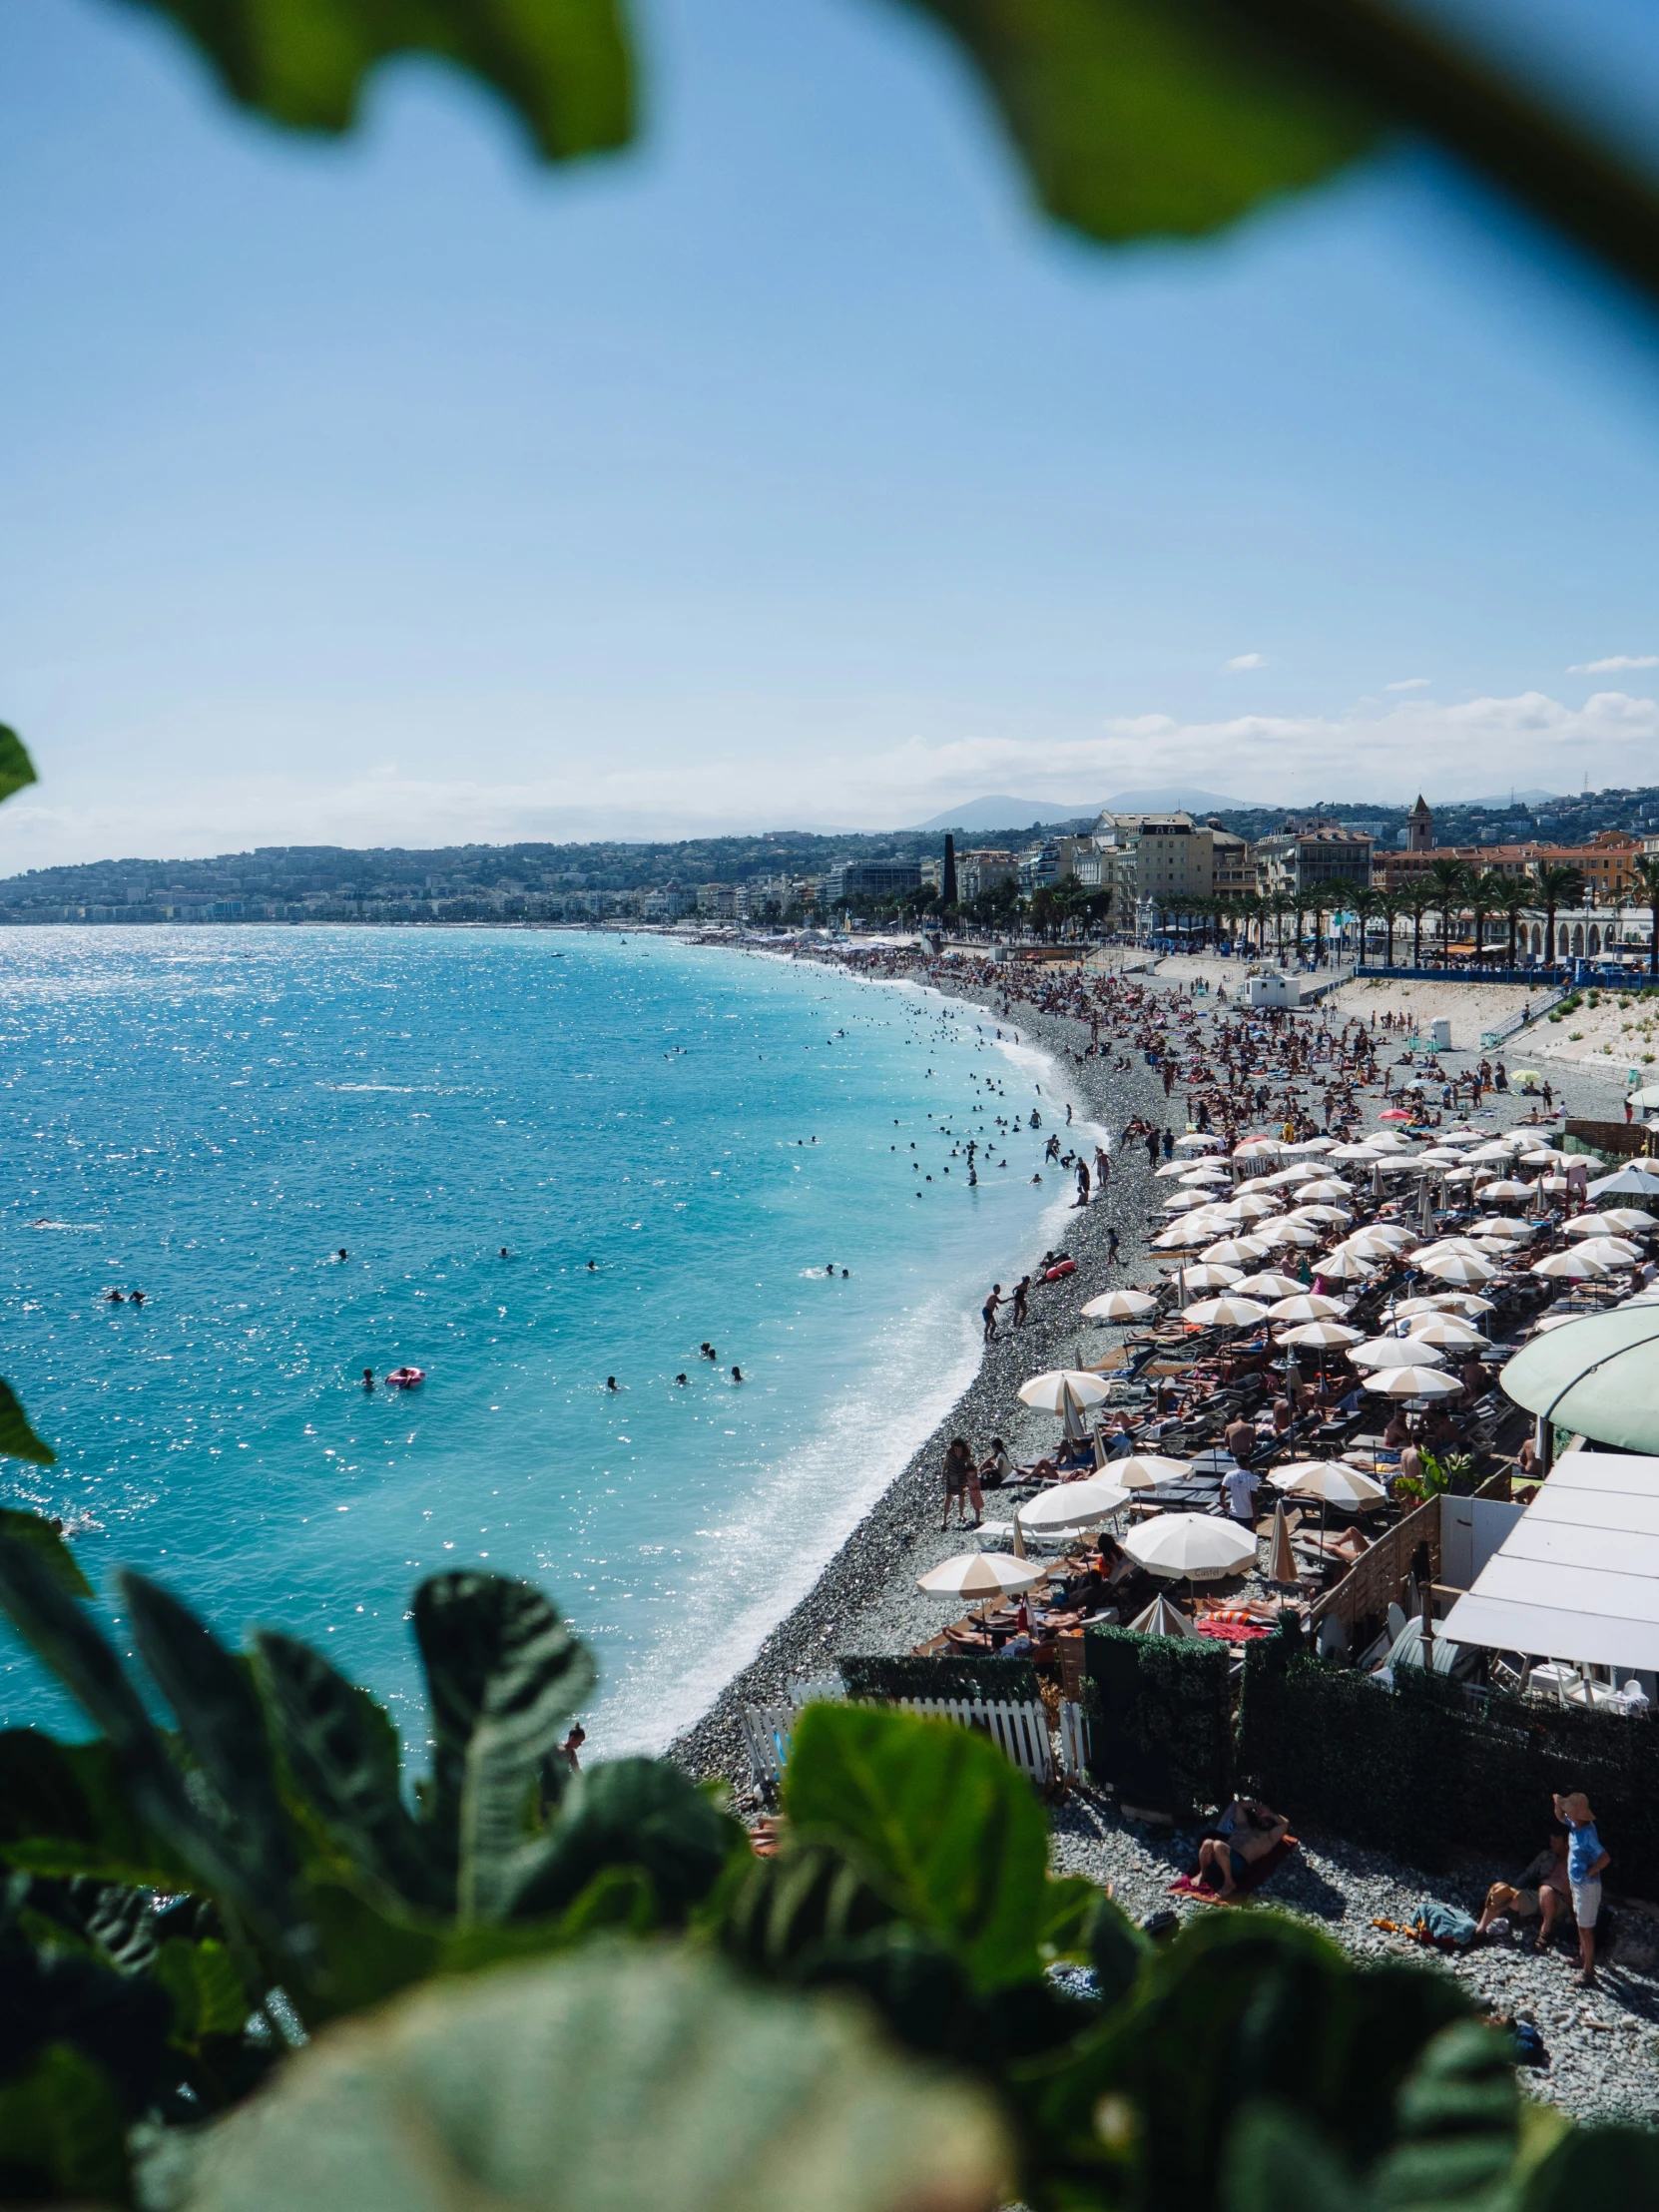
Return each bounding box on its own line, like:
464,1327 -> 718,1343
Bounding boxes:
740,1705 -> 797,1797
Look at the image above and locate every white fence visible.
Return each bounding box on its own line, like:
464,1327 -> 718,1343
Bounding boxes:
742,1694 -> 1094,1793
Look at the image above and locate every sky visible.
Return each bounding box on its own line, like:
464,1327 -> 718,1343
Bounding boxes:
4,0 -> 1659,865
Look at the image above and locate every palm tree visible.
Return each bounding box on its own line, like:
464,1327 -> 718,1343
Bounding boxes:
1402,882 -> 1433,969
1349,884 -> 1381,967
1529,863 -> 1587,972
1632,854 -> 1659,984
1269,893 -> 1291,959
1467,870 -> 1507,965
1425,857 -> 1471,967
1381,888 -> 1406,969
1490,875 -> 1531,971
1290,892 -> 1310,964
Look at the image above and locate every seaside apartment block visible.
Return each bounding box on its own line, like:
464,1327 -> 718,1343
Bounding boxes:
1252,827 -> 1375,899
1370,799 -> 1640,902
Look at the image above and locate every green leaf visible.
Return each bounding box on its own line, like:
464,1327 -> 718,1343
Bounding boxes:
154,1937 -> 251,2049
1225,2101 -> 1362,2212
411,1570 -> 596,1924
898,0 -> 1378,246
0,2041 -> 130,2204
510,1756 -> 740,1923
254,1630 -> 446,1913
120,1571 -> 301,1908
0,1537 -> 259,1915
0,727 -> 38,809
0,1382 -> 56,1469
0,1729 -> 194,1887
122,0 -> 635,161
302,1881 -> 446,2015
1524,2123 -> 1659,2212
184,1943 -> 1011,2212
1036,1873 -> 1109,1965
784,1704 -> 1050,1990
1374,2021 -> 1519,2211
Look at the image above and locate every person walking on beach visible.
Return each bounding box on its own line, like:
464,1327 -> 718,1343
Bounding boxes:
940,1436 -> 980,1530
1011,1277 -> 1030,1327
982,1285 -> 1002,1342
1074,1163 -> 1090,1208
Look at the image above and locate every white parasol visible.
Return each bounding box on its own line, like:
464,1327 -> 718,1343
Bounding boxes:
1124,1513 -> 1258,1580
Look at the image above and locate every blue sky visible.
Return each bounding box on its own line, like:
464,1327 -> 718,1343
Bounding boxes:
4,0 -> 1659,864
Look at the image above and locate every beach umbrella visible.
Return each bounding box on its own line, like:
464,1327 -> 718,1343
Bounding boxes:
1330,1143 -> 1383,1163
1268,1292 -> 1345,1322
1265,1502 -> 1299,1585
1538,1174 -> 1571,1194
1184,1296 -> 1270,1329
1359,1225 -> 1418,1251
1112,1454 -> 1192,1490
1016,1478 -> 1132,1534
1174,1132 -> 1225,1150
1233,1271 -> 1307,1300
1018,1369 -> 1114,1440
1350,1336 -> 1449,1370
1363,1366 -> 1463,1398
1234,1137 -> 1287,1158
1404,1315 -> 1490,1352
1256,1218 -> 1320,1248
1379,1108 -> 1412,1123
1163,1188 -> 1220,1213
1178,1164 -> 1232,1185
1572,1238 -> 1642,1270
1288,1137 -> 1338,1154
1592,1168 -> 1659,1203
1169,1263 -> 1243,1292
1481,1179 -> 1533,1202
1081,1289 -> 1160,1322
1626,1085 -> 1659,1110
1530,1250 -> 1609,1280
1364,1130 -> 1414,1152
1152,1221 -> 1217,1249
1467,1216 -> 1527,1238
916,1552 -> 1043,1599
1125,1593 -> 1198,1638
1231,1191 -> 1285,1221
1418,1251 -> 1496,1285
1564,1210 -> 1648,1239
1510,1069 -> 1543,1090
1154,1158 -> 1200,1178
1314,1249 -> 1378,1283
1288,1204 -> 1354,1227
1124,1513 -> 1257,1581
1296,1178 -> 1355,1201
1286,1463 -> 1387,1509
1599,1208 -> 1659,1234
1276,1320 -> 1364,1348
1258,1162 -> 1324,1188
1202,1237 -> 1270,1266
1417,1148 -> 1466,1167
1469,1139 -> 1519,1161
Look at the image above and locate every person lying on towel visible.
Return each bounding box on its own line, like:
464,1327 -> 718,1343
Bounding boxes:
1195,1799 -> 1291,1899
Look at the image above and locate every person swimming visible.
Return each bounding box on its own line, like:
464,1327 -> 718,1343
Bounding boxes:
587,1259 -> 597,1271
675,1373 -> 688,1385
362,1368 -> 375,1389
606,1376 -> 619,1391
130,1289 -> 145,1308
105,1288 -> 124,1304
731,1366 -> 744,1382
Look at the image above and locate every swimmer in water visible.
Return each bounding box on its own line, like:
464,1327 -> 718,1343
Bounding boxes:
587,1260 -> 597,1272
675,1373 -> 688,1385
362,1368 -> 375,1390
731,1366 -> 744,1382
105,1288 -> 124,1304
606,1376 -> 619,1391
499,1247 -> 509,1259
130,1289 -> 145,1308
701,1343 -> 717,1362
337,1248 -> 348,1263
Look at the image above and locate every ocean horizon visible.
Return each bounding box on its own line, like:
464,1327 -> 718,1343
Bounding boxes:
0,926 -> 1095,1753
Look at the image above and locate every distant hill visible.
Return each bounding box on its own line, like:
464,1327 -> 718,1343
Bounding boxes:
1102,786 -> 1253,813
907,798 -> 1097,833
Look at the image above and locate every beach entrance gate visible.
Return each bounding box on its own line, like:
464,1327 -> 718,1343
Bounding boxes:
741,1695 -> 1090,1795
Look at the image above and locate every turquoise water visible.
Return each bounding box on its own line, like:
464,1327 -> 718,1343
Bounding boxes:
0,927 -> 1080,1752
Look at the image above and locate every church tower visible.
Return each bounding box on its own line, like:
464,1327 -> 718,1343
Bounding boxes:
1406,796 -> 1433,852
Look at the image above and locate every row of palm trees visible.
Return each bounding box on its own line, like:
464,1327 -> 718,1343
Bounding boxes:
1144,855 -> 1659,978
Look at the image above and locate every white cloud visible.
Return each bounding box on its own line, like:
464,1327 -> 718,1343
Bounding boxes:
1384,677 -> 1431,691
1226,653 -> 1267,671
4,688 -> 1655,869
1568,655 -> 1659,673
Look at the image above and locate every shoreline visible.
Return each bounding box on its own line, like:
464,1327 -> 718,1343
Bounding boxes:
668,969 -> 1164,1782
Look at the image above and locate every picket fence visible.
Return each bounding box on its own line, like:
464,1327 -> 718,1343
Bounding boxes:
741,1695 -> 1093,1794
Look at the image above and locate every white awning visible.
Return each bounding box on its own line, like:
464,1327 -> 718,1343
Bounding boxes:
1442,1453 -> 1659,1671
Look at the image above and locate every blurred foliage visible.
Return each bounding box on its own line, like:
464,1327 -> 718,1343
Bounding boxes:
0,1520 -> 1651,2210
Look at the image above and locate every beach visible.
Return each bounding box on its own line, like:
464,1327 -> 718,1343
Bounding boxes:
669,944 -> 1659,2122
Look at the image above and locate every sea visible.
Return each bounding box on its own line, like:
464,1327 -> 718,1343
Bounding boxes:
0,927 -> 1090,1755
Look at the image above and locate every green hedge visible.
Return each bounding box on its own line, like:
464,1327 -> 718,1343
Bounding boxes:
837,1654 -> 1043,1707
1083,1627 -> 1234,1820
1238,1620 -> 1659,1891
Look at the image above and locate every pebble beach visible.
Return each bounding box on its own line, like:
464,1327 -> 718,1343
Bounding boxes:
670,943 -> 1659,2124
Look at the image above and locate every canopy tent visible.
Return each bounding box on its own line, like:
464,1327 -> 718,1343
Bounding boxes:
1499,1306 -> 1659,1454
1442,1452 -> 1659,1673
